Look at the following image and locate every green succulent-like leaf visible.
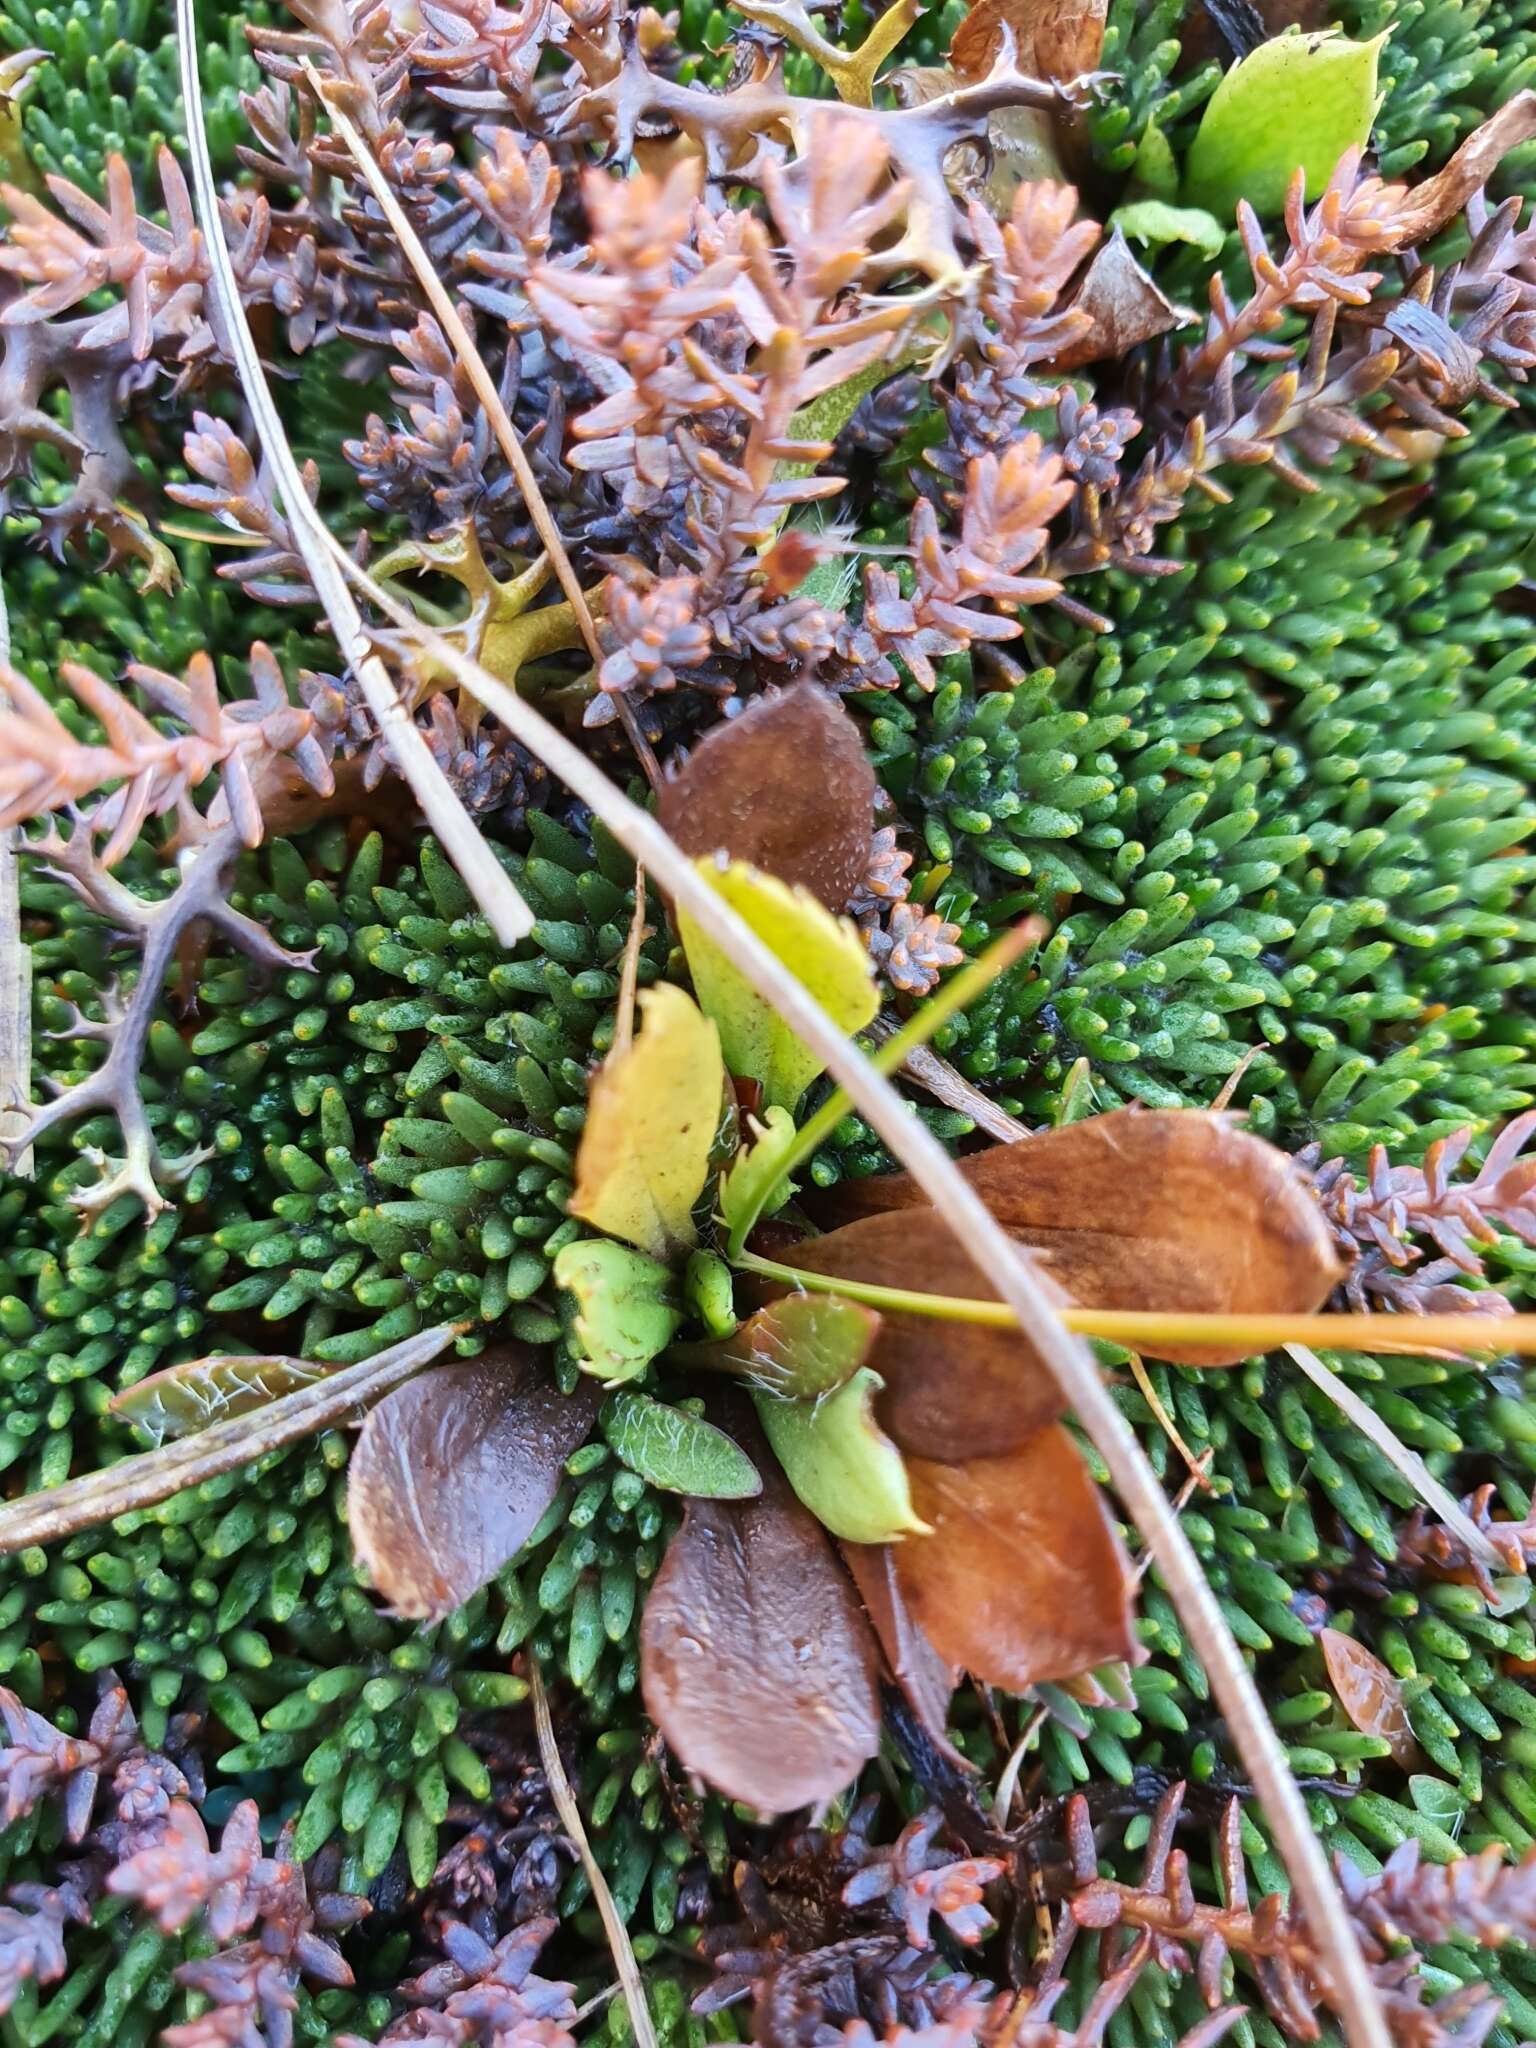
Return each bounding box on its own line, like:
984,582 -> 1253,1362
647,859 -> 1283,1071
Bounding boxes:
754,1368 -> 926,1544
1184,29 -> 1384,218
553,1239 -> 682,1387
684,1249 -> 740,1338
1128,118 -> 1179,200
719,1105 -> 800,1258
679,860 -> 878,1113
601,1391 -> 762,1498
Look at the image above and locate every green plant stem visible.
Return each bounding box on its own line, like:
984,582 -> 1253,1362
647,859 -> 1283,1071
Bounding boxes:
734,1252 -> 1536,1357
773,919 -> 1043,1196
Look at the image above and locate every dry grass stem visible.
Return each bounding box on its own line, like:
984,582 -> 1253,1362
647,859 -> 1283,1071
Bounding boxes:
0,572 -> 31,1177
531,1660 -> 658,2048
174,1 -> 534,945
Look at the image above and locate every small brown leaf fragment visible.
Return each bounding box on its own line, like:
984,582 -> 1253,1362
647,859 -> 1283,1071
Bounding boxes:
894,1426 -> 1139,1691
1380,91 -> 1536,250
348,1352 -> 598,1622
814,1108 -> 1343,1365
1320,1627 -> 1418,1769
840,1539 -> 966,1767
1050,230 -> 1189,370
949,0 -> 1107,81
640,1453 -> 882,1814
775,1213 -> 1067,1460
656,685 -> 878,913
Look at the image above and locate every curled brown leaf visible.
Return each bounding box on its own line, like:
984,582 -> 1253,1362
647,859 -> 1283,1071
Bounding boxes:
656,684 -> 878,913
893,1425 -> 1139,1690
348,1351 -> 598,1622
1380,91 -> 1536,249
640,1447 -> 882,1813
1051,230 -> 1190,369
840,1538 -> 964,1765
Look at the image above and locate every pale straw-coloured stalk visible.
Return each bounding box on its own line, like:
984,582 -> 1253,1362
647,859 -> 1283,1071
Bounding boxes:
173,0 -> 534,946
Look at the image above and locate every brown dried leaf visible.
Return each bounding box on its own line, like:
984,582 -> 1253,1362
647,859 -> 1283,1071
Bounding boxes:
640,1449 -> 882,1813
774,1213 -> 1067,1460
840,1539 -> 965,1765
814,1108 -> 1343,1365
348,1352 -> 598,1622
893,1425 -> 1138,1690
656,685 -> 878,913
1050,230 -> 1188,369
1320,1627 -> 1418,1768
1382,91 -> 1536,249
949,0 -> 1107,81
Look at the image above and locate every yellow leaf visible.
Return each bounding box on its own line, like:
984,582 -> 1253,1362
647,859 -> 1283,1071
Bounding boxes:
569,984 -> 724,1259
678,860 -> 878,1113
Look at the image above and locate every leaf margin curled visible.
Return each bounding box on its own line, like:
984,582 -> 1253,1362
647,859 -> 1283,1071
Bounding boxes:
719,1104 -> 800,1259
754,1366 -> 928,1545
109,1352 -> 337,1446
568,981 -> 725,1260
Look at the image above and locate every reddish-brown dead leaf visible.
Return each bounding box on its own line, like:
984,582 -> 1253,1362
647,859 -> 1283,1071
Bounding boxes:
348,1351 -> 598,1622
640,1450 -> 882,1813
773,1214 -> 1067,1460
949,0 -> 1107,81
893,1425 -> 1138,1691
1320,1627 -> 1418,1769
656,684 -> 878,913
840,1539 -> 965,1766
1050,231 -> 1188,369
813,1107 -> 1343,1365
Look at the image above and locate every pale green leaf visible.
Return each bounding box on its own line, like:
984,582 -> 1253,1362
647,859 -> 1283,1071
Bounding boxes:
554,1239 -> 681,1387
679,860 -> 878,1113
719,1105 -> 800,1258
602,1391 -> 762,1498
1111,200 -> 1225,258
568,982 -> 724,1258
683,1250 -> 739,1339
109,1353 -> 337,1446
754,1368 -> 926,1544
1184,30 -> 1384,218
